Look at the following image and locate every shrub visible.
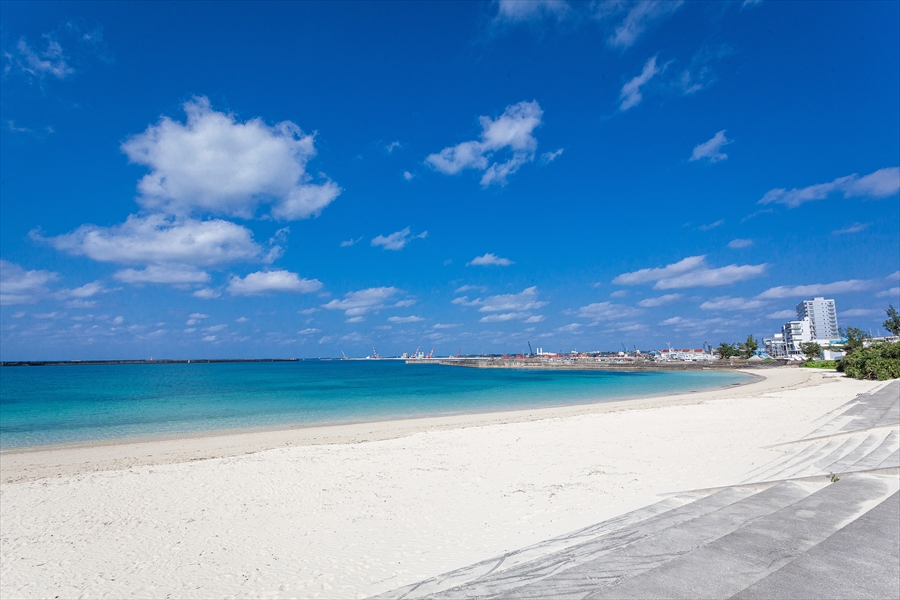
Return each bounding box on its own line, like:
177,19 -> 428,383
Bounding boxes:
802,360 -> 839,369
840,342 -> 900,380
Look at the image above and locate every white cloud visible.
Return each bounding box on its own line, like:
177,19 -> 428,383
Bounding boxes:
193,288 -> 221,299
479,312 -> 528,323
557,322 -> 582,332
766,310 -> 796,319
637,294 -> 681,307
600,1 -> 684,50
876,287 -> 899,299
227,270 -> 322,296
346,316 -> 365,323
204,324 -> 227,333
432,323 -> 459,329
455,285 -> 488,293
700,296 -> 766,311
39,214 -> 273,272
540,148 -> 564,163
202,335 -> 217,342
452,296 -> 482,306
525,315 -> 545,323
840,308 -> 883,318
0,260 -> 59,305
112,316 -> 124,325
613,255 -> 767,289
394,299 -> 416,308
54,281 -> 110,303
759,167 -> 899,208
609,290 -> 628,298
236,316 -> 249,323
385,141 -> 402,153
756,275 -> 893,299
479,287 -> 548,313
298,328 -> 320,335
115,264 -> 211,285
189,313 -> 209,320
576,302 -> 643,321
832,223 -> 868,235
340,237 -> 362,247
690,130 -> 730,163
426,100 -> 543,186
121,97 -> 340,220
697,219 -> 724,231
728,239 -> 753,249
371,227 -> 428,251
5,36 -> 74,80
496,0 -> 569,22
403,171 -> 415,181
388,315 -> 424,324
467,253 -> 514,266
322,287 -> 399,316
619,56 -> 661,111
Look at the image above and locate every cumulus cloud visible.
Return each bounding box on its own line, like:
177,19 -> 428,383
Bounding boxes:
637,294 -> 681,307
576,302 -> 643,321
479,287 -> 548,313
759,167 -> 900,208
598,0 -> 684,50
0,260 -> 58,305
766,310 -> 796,319
832,223 -> 868,235
426,101 -> 543,186
38,214 -> 273,273
619,56 -> 661,111
227,270 -> 322,296
467,253 -> 514,267
756,273 -> 897,300
480,312 -> 529,323
613,255 -> 767,289
455,285 -> 488,293
322,287 -> 399,316
690,130 -> 730,163
840,308 -> 883,318
876,287 -> 899,299
495,0 -> 569,22
115,264 -> 211,285
452,296 -> 482,307
700,296 -> 766,311
121,97 -> 340,220
298,328 -> 320,335
371,227 -> 428,251
728,239 -> 753,249
193,288 -> 221,299
388,315 -> 424,324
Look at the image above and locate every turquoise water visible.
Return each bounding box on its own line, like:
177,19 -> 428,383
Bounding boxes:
0,361 -> 751,449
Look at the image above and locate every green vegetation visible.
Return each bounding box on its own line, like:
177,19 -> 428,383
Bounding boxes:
884,305 -> 900,336
840,341 -> 900,380
800,341 -> 822,361
738,335 -> 759,359
839,326 -> 871,354
716,342 -> 740,359
802,360 -> 839,369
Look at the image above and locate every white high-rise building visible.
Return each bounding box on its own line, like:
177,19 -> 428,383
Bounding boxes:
782,317 -> 812,353
796,297 -> 839,340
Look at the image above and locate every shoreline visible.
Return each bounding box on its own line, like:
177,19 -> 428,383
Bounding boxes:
3,368 -> 771,484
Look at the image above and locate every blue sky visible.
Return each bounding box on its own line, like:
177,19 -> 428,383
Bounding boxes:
1,0 -> 898,360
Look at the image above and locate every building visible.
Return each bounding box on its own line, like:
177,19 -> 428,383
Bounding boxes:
782,317 -> 812,354
796,297 -> 839,341
764,333 -> 787,358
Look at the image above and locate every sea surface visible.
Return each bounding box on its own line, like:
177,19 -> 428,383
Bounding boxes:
0,361 -> 752,450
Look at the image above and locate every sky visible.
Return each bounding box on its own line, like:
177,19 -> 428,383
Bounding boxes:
1,0 -> 898,360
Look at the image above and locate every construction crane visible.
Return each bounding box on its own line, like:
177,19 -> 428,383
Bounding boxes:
426,347 -> 434,358
528,341 -> 534,356
372,347 -> 380,359
457,347 -> 462,358
414,346 -> 420,358
621,343 -> 628,354
341,351 -> 348,360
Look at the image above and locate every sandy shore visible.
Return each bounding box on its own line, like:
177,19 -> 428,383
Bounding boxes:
0,368 -> 890,599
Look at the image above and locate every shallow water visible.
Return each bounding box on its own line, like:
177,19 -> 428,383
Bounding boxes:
0,360 -> 751,449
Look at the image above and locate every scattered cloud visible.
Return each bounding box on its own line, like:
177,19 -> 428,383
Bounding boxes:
759,167 -> 900,208
756,274 -> 897,299
637,294 -> 682,307
467,253 -> 514,267
728,239 -> 753,249
557,322 -> 582,332
227,270 -> 322,296
876,287 -> 899,299
0,260 -> 58,305
766,310 -> 796,320
204,324 -> 227,333
432,323 -> 459,329
115,264 -> 211,285
236,316 -> 249,323
840,308 -> 883,318
598,0 -> 684,50
690,130 -> 730,163
298,308 -> 319,315
121,97 -> 340,220
697,219 -> 724,231
322,287 -> 399,316
700,296 -> 766,311
4,36 -> 74,81
609,290 -> 628,298
193,288 -> 221,299
371,227 -> 428,251
540,148 -> 564,164
452,296 -> 483,307
385,141 -> 402,153
832,223 -> 868,235
455,285 -> 488,293
613,255 -> 767,289
426,100 -> 542,186
202,335 -> 217,342
619,56 -> 662,111
479,287 -> 548,313
346,316 -> 365,323
388,315 -> 424,323
480,312 -> 529,323
576,302 -> 643,321
340,236 -> 362,247
394,299 -> 416,308
494,0 -> 569,22
298,328 -> 320,335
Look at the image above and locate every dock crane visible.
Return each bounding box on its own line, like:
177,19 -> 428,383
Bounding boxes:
457,347 -> 462,358
372,347 -> 380,359
528,341 -> 534,356
426,347 -> 434,358
341,351 -> 348,360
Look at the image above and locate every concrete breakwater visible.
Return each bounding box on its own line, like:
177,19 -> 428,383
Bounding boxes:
407,358 -> 795,371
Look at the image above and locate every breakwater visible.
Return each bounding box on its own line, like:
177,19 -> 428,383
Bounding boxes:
408,358 -> 793,371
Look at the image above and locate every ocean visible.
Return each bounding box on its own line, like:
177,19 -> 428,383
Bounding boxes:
0,360 -> 752,449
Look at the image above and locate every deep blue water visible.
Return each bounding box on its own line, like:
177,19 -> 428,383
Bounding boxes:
0,361 -> 751,449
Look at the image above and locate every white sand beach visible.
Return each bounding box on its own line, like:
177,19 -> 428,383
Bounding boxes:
0,368 -> 892,599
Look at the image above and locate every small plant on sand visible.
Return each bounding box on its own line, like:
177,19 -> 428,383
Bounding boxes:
830,473 -> 840,483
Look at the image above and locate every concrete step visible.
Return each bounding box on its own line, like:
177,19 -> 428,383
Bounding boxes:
730,491 -> 900,600
487,481 -> 826,600
583,472 -> 899,599
803,381 -> 899,439
878,448 -> 899,470
848,429 -> 899,471
820,430 -> 892,474
376,487 -> 765,599
370,493 -> 705,599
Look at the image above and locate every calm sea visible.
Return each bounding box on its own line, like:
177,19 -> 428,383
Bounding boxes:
0,361 -> 751,449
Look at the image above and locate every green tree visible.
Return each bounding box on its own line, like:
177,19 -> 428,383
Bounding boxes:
716,342 -> 739,359
884,305 -> 900,336
738,334 -> 759,359
840,327 -> 871,355
800,341 -> 822,361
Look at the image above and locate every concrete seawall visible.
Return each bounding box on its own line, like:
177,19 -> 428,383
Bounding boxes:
407,358 -> 797,371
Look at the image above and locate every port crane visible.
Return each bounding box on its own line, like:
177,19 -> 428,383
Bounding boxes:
341,351 -> 348,360
426,347 -> 434,358
528,341 -> 534,356
457,347 -> 462,358
372,347 -> 380,359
